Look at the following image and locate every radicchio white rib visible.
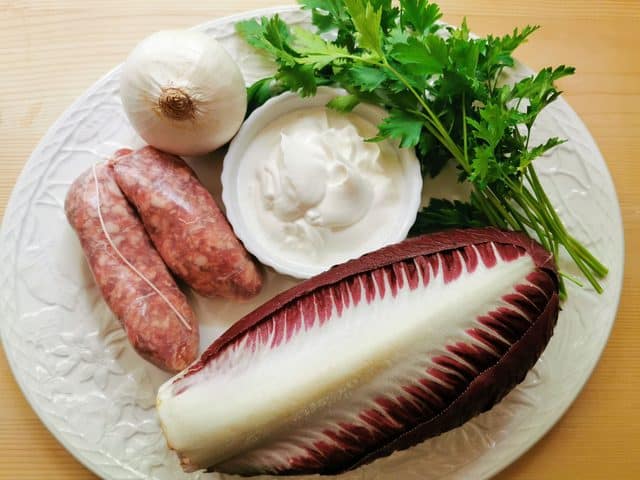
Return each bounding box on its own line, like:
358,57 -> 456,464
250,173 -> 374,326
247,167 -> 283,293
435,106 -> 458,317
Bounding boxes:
157,228 -> 559,476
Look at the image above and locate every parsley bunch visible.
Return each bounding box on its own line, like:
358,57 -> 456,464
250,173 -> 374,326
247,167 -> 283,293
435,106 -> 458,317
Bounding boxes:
236,0 -> 607,297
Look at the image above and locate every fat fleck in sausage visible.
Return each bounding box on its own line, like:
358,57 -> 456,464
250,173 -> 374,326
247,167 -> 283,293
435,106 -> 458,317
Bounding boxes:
65,160 -> 199,372
111,146 -> 263,301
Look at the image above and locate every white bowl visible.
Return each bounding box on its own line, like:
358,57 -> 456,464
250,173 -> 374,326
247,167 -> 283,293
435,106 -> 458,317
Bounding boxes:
222,87 -> 423,278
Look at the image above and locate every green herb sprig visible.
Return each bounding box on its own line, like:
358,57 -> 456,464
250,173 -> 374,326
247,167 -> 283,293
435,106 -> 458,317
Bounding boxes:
236,0 -> 608,297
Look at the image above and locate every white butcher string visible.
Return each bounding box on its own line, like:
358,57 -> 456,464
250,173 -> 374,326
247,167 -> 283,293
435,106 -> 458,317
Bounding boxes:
92,163 -> 192,331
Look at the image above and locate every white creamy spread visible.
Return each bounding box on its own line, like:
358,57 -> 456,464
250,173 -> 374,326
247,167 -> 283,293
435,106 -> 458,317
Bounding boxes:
237,106 -> 411,271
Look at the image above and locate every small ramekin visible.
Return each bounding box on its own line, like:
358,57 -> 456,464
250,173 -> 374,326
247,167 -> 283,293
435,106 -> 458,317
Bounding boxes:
222,87 -> 423,279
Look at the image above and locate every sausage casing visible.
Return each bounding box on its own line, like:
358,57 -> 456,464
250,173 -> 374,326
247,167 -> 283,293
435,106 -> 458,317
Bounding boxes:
65,162 -> 199,372
111,146 -> 263,300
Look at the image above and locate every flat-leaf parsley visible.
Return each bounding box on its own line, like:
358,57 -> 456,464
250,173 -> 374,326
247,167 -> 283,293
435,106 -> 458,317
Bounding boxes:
236,0 -> 608,297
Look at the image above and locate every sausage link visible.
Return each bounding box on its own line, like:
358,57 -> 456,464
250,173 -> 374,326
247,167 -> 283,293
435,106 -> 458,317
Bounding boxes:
111,146 -> 263,300
65,162 -> 199,372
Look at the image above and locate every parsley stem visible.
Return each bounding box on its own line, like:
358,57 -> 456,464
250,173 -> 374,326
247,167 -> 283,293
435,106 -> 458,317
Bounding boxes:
560,271 -> 584,288
381,58 -> 467,168
504,170 -> 605,293
527,166 -> 608,277
509,192 -> 549,248
482,189 -> 521,231
471,191 -> 504,228
344,52 -> 465,163
523,167 -> 607,279
508,190 -> 567,296
462,93 -> 469,166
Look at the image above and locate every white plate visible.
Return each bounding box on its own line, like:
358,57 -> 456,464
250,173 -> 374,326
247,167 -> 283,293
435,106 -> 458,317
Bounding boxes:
0,6 -> 624,480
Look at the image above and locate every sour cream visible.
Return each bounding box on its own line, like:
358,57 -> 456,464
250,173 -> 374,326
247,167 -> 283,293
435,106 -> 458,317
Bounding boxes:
223,89 -> 422,278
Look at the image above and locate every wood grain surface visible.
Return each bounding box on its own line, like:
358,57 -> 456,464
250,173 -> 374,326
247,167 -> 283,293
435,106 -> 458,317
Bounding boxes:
1,1 -> 638,478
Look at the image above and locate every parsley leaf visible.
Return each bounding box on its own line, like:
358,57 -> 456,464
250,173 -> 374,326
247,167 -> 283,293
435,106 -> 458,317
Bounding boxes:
348,65 -> 389,91
519,137 -> 565,170
374,110 -> 424,148
236,16 -> 297,65
301,0 -> 358,49
344,0 -> 384,55
390,37 -> 445,75
292,26 -> 351,69
410,199 -> 489,235
276,65 -> 318,96
401,0 -> 442,34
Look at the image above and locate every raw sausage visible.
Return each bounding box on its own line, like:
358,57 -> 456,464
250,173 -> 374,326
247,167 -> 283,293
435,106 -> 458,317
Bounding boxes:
65,160 -> 199,372
111,146 -> 263,300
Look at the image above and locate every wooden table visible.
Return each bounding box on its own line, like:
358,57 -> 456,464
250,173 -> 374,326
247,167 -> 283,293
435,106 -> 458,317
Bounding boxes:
1,1 -> 638,478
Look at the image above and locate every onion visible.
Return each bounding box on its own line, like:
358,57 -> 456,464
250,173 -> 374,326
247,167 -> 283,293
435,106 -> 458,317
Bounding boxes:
120,30 -> 247,156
